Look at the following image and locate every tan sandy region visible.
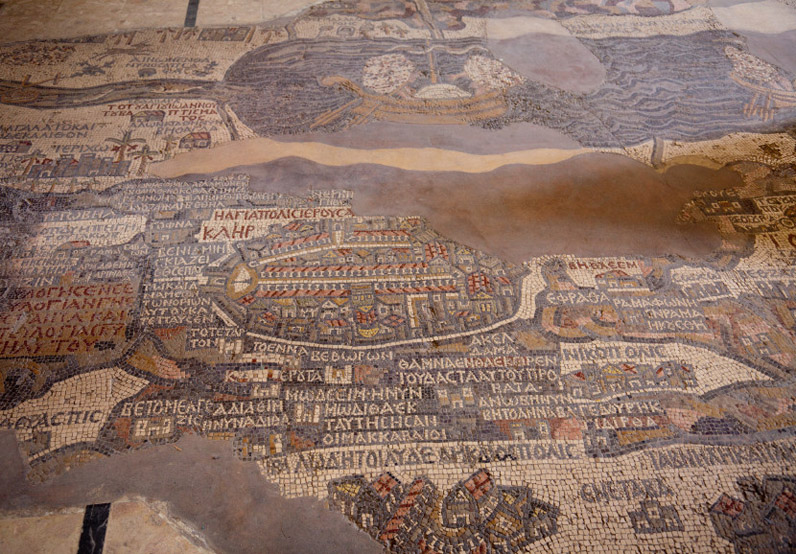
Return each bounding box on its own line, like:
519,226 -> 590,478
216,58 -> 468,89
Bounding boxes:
483,16 -> 572,39
711,0 -> 796,34
152,137 -> 591,177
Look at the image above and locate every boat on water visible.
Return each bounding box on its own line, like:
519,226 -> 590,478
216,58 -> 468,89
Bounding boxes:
313,75 -> 510,128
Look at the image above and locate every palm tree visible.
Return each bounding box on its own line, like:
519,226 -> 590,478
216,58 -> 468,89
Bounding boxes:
105,130 -> 145,162
160,135 -> 179,158
132,144 -> 156,175
17,149 -> 43,176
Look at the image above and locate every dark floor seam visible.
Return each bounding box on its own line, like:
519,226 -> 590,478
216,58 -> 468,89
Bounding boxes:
185,0 -> 200,27
77,503 -> 112,554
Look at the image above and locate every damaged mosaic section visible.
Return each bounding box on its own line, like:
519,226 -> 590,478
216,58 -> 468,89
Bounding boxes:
328,469 -> 559,552
0,0 -> 795,551
0,3 -> 795,194
0,170 -> 794,550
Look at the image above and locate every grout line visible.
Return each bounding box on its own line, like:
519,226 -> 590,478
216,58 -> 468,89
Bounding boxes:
77,503 -> 112,554
185,0 -> 200,27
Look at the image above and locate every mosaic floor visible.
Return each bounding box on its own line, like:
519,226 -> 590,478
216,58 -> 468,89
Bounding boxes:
1,0 -> 796,552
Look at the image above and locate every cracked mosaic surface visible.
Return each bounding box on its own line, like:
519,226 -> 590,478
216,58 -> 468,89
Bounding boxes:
1,0 -> 796,551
